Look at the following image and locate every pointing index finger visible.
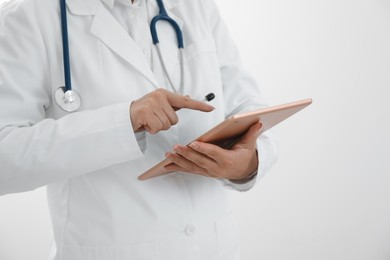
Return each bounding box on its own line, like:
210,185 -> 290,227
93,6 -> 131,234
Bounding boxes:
166,92 -> 215,112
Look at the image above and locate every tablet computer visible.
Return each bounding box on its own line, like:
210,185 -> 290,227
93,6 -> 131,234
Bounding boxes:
138,98 -> 312,180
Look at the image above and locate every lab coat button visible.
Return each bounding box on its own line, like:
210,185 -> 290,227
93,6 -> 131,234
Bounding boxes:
130,9 -> 137,16
143,48 -> 150,55
185,225 -> 196,236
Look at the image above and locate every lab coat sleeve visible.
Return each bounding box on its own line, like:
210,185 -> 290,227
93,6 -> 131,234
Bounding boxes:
201,0 -> 278,191
0,1 -> 143,195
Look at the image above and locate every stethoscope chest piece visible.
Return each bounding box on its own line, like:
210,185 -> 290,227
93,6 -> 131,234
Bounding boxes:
55,87 -> 81,112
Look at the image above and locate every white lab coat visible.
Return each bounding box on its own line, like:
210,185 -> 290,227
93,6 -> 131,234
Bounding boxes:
0,0 -> 277,259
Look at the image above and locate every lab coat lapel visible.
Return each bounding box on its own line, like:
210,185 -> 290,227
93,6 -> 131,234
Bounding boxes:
90,3 -> 159,88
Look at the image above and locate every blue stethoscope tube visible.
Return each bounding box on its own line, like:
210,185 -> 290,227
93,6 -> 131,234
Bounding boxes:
55,0 -> 81,112
150,0 -> 185,94
60,0 -> 72,93
56,0 -> 184,112
150,0 -> 184,49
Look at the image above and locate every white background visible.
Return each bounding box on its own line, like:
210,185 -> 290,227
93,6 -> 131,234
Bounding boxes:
1,0 -> 390,259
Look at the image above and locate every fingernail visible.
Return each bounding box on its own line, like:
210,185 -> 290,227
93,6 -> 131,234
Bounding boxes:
189,142 -> 198,150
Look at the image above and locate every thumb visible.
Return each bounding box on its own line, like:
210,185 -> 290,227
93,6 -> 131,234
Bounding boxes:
233,122 -> 262,150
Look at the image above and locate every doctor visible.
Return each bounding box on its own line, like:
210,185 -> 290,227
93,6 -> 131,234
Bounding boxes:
0,0 -> 277,259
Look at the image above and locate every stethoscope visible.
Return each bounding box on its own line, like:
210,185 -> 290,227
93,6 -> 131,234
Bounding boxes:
55,0 -> 185,112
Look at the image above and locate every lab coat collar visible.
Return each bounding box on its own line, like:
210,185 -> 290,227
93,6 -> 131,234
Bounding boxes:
65,0 -> 183,88
99,0 -> 182,11
89,2 -> 160,87
66,0 -> 99,15
66,0 -> 182,16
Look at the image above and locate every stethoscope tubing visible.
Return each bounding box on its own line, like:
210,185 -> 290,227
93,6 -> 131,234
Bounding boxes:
60,0 -> 72,93
150,0 -> 185,93
57,0 -> 185,112
150,0 -> 184,49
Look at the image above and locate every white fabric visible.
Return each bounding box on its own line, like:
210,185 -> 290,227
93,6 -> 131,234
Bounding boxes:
0,0 -> 278,259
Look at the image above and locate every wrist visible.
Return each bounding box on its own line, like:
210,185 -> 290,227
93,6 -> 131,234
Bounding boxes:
230,149 -> 259,182
230,170 -> 257,184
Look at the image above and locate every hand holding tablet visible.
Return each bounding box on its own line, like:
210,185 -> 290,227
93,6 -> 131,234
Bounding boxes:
138,98 -> 312,180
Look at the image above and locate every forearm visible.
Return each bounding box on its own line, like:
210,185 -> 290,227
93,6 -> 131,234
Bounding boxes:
0,103 -> 144,195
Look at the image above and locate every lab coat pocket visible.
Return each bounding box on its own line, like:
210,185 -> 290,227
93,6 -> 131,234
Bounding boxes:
184,37 -> 217,61
157,37 -> 221,97
182,37 -> 222,98
215,212 -> 241,260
